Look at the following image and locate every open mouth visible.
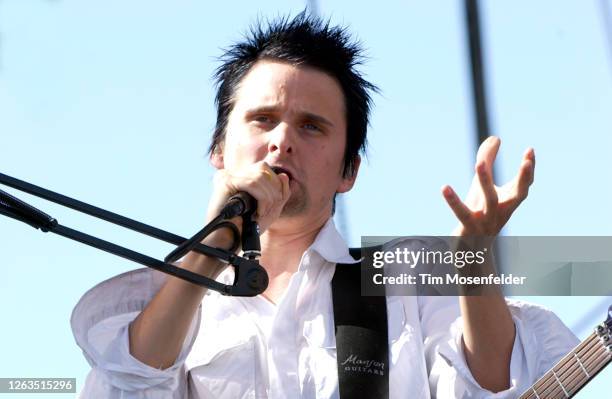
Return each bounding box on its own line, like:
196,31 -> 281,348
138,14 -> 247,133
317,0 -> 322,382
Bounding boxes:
271,166 -> 293,181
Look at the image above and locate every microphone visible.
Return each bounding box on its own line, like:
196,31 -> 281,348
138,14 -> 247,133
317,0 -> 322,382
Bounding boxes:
221,191 -> 257,219
164,191 -> 260,264
221,192 -> 261,261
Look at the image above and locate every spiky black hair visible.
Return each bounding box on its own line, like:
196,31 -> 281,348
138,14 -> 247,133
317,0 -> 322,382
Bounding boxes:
209,10 -> 378,178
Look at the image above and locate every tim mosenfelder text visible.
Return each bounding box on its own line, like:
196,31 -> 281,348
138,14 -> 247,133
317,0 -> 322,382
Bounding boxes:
370,247 -> 527,287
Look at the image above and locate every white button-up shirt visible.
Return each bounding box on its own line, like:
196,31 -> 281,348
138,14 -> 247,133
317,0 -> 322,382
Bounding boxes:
71,219 -> 578,398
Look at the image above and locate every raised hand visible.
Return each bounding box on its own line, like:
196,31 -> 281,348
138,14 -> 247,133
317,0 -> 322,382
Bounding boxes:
442,136 -> 535,237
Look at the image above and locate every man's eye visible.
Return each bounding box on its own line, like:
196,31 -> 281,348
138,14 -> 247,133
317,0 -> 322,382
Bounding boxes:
303,123 -> 320,132
254,115 -> 272,123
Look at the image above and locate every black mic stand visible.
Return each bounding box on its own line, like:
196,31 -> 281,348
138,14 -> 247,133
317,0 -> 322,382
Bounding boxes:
0,172 -> 268,297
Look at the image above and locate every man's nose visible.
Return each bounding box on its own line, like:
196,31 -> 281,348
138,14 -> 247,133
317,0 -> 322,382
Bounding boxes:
267,122 -> 294,154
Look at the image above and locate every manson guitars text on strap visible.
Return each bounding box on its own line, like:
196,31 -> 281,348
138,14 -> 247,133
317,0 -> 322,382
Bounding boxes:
332,246 -> 389,399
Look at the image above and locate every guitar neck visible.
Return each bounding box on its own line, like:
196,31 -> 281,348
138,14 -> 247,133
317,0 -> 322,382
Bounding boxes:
519,330 -> 611,399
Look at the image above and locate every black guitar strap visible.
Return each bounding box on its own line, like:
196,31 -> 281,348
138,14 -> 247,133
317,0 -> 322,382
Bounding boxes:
332,246 -> 389,399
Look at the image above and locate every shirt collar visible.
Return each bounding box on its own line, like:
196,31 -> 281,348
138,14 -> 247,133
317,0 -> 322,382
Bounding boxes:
307,218 -> 360,265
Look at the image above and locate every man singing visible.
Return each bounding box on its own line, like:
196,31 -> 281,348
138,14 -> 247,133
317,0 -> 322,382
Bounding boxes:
71,11 -> 578,398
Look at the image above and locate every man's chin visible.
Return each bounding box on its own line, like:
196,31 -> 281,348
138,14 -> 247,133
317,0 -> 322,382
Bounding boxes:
280,194 -> 307,217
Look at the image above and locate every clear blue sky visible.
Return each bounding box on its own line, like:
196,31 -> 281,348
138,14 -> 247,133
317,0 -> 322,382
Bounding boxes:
0,1 -> 611,397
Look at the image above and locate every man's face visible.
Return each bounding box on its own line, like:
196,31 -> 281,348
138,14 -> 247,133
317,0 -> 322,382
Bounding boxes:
213,60 -> 358,219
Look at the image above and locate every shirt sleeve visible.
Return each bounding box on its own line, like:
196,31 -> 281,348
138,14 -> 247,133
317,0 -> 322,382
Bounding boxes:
419,295 -> 580,399
71,268 -> 202,398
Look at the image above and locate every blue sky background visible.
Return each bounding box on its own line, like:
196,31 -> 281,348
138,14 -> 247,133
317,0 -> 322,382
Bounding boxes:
0,1 -> 611,397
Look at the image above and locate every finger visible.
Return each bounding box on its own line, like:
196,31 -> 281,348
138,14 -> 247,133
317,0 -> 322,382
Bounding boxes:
256,163 -> 284,216
261,168 -> 275,183
476,161 -> 498,215
514,158 -> 534,202
279,173 -> 291,202
266,169 -> 286,208
442,185 -> 475,229
260,163 -> 284,193
259,171 -> 275,215
476,136 -> 501,172
523,147 -> 535,183
265,171 -> 289,209
268,173 -> 291,217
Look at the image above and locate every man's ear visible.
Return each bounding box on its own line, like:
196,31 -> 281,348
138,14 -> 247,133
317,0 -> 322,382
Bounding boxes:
210,144 -> 224,169
337,155 -> 361,194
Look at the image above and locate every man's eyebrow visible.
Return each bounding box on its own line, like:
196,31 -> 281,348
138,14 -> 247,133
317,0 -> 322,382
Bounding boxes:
301,112 -> 335,128
244,106 -> 335,128
244,106 -> 278,115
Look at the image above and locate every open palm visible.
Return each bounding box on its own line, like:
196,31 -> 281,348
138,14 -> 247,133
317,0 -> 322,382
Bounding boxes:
442,136 -> 536,237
